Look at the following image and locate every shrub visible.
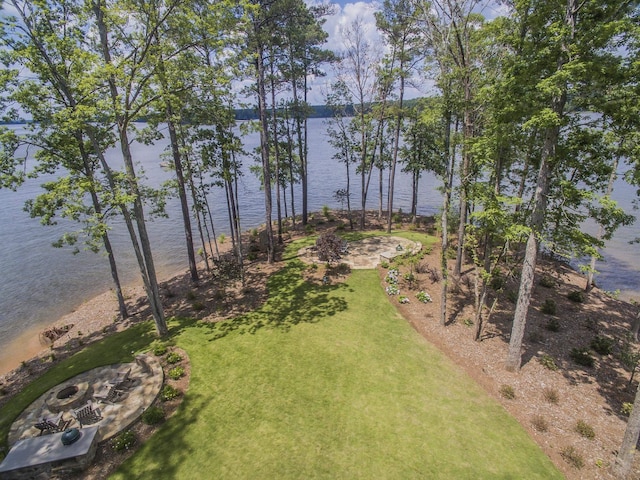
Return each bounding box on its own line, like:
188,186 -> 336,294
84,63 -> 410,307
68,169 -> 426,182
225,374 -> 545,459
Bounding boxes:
567,290 -> 585,303
490,274 -> 505,291
166,352 -> 183,364
506,290 -> 518,304
304,224 -> 315,235
539,354 -> 558,371
142,406 -> 165,425
111,430 -> 136,452
545,318 -> 561,332
590,336 -> 614,356
416,291 -> 432,303
168,366 -> 185,380
531,415 -> 549,432
539,275 -> 556,288
575,420 -> 595,440
621,402 -> 633,416
398,295 -> 410,304
543,387 -> 560,404
528,331 -> 544,344
561,446 -> 584,469
218,233 -> 226,244
385,284 -> 400,296
499,384 -> 516,400
322,205 -> 331,219
463,318 -> 474,327
540,299 -> 557,315
152,342 -> 168,356
161,384 -> 181,402
380,261 -> 390,269
186,290 -> 196,301
570,348 -> 595,367
192,302 -> 205,311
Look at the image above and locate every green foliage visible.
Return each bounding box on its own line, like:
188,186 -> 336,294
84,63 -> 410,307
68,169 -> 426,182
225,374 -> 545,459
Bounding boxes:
590,336 -> 614,356
380,261 -> 390,269
166,352 -> 183,364
575,420 -> 595,440
111,430 -> 136,452
168,366 -> 185,380
152,342 -> 168,357
538,275 -> 556,288
160,384 -> 181,402
570,348 -> 594,367
416,291 -> 432,303
463,318 -> 474,327
499,384 -> 516,400
142,406 -> 165,425
186,290 -> 197,301
560,446 -> 584,469
218,233 -> 226,244
304,224 -> 315,235
539,354 -> 558,371
398,295 -> 410,304
621,402 -> 633,416
322,205 -> 331,219
567,290 -> 585,303
540,299 -> 557,315
506,290 -> 518,304
545,318 -> 561,332
192,302 -> 205,311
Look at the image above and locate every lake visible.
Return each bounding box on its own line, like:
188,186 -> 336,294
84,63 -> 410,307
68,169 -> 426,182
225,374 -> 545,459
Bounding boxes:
1,118 -> 639,368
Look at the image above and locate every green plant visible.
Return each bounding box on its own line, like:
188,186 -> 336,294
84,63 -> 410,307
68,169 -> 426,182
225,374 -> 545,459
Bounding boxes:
621,402 -> 633,416
166,352 -> 183,364
540,299 -> 557,315
111,430 -> 136,452
142,406 -> 165,425
192,302 -> 205,311
380,261 -> 389,269
531,415 -> 548,432
463,318 -> 474,327
160,384 -> 181,402
590,336 -> 614,356
416,291 -> 432,303
499,384 -> 516,400
561,446 -> 584,469
539,354 -> 558,371
308,263 -> 318,271
528,331 -> 544,344
251,228 -> 258,237
218,233 -> 226,244
398,295 -> 410,304
506,290 -> 518,303
168,366 -> 185,380
575,420 -> 595,440
567,290 -> 585,303
539,275 -> 555,288
545,318 -> 561,332
186,290 -> 197,301
151,342 -> 168,356
247,252 -> 258,261
570,348 -> 595,367
304,224 -> 315,235
322,205 -> 331,219
543,387 -> 560,404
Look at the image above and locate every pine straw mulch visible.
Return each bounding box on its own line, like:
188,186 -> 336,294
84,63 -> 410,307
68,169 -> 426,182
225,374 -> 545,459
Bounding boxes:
1,211 -> 640,479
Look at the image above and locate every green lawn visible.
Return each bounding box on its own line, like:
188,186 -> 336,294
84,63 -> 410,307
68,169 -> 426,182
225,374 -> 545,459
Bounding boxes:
108,233 -> 562,479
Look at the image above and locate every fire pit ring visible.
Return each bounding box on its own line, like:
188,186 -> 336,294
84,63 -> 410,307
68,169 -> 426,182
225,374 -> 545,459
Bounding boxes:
46,381 -> 90,413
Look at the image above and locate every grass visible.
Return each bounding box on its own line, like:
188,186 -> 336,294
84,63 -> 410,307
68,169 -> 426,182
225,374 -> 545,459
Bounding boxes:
2,232 -> 562,479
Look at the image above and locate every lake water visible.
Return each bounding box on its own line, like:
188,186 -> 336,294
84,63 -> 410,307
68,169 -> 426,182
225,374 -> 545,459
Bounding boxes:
1,118 -> 639,367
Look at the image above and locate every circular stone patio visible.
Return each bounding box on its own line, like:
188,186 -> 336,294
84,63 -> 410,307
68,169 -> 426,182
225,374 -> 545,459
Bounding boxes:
298,236 -> 422,269
8,353 -> 163,446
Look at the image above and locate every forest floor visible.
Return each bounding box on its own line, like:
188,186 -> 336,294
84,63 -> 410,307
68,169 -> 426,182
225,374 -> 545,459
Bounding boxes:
1,210 -> 639,479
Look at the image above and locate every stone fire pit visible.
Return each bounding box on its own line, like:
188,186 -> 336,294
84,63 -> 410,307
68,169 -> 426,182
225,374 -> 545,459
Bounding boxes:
46,381 -> 90,413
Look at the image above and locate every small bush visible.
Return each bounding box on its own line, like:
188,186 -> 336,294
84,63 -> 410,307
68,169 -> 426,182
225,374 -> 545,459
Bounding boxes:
316,232 -> 343,263
621,402 -> 633,416
152,342 -> 168,356
590,336 -> 614,356
490,274 -> 505,291
192,302 -> 205,311
539,354 -> 558,371
142,406 -> 165,425
570,348 -> 595,367
416,291 -> 432,303
380,261 -> 390,269
218,233 -> 226,244
506,290 -> 518,304
567,290 -> 585,303
398,295 -> 410,304
463,318 -> 474,327
499,384 -> 516,400
528,331 -> 544,344
561,446 -> 584,469
532,415 -> 549,432
322,205 -> 331,219
575,420 -> 595,440
111,430 -> 136,452
166,352 -> 183,364
545,318 -> 561,332
168,366 -> 185,380
185,290 -> 196,301
539,275 -> 556,288
543,387 -> 560,404
540,299 -> 557,315
160,384 -> 181,402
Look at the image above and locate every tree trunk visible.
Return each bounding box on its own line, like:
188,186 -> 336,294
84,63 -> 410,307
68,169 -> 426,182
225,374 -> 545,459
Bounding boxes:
614,381 -> 640,478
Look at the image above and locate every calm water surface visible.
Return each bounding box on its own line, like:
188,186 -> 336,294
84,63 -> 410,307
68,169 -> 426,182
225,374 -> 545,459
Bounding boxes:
1,118 -> 639,362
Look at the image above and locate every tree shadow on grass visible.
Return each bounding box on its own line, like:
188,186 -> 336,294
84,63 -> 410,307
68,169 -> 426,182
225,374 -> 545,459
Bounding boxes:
201,260 -> 349,341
